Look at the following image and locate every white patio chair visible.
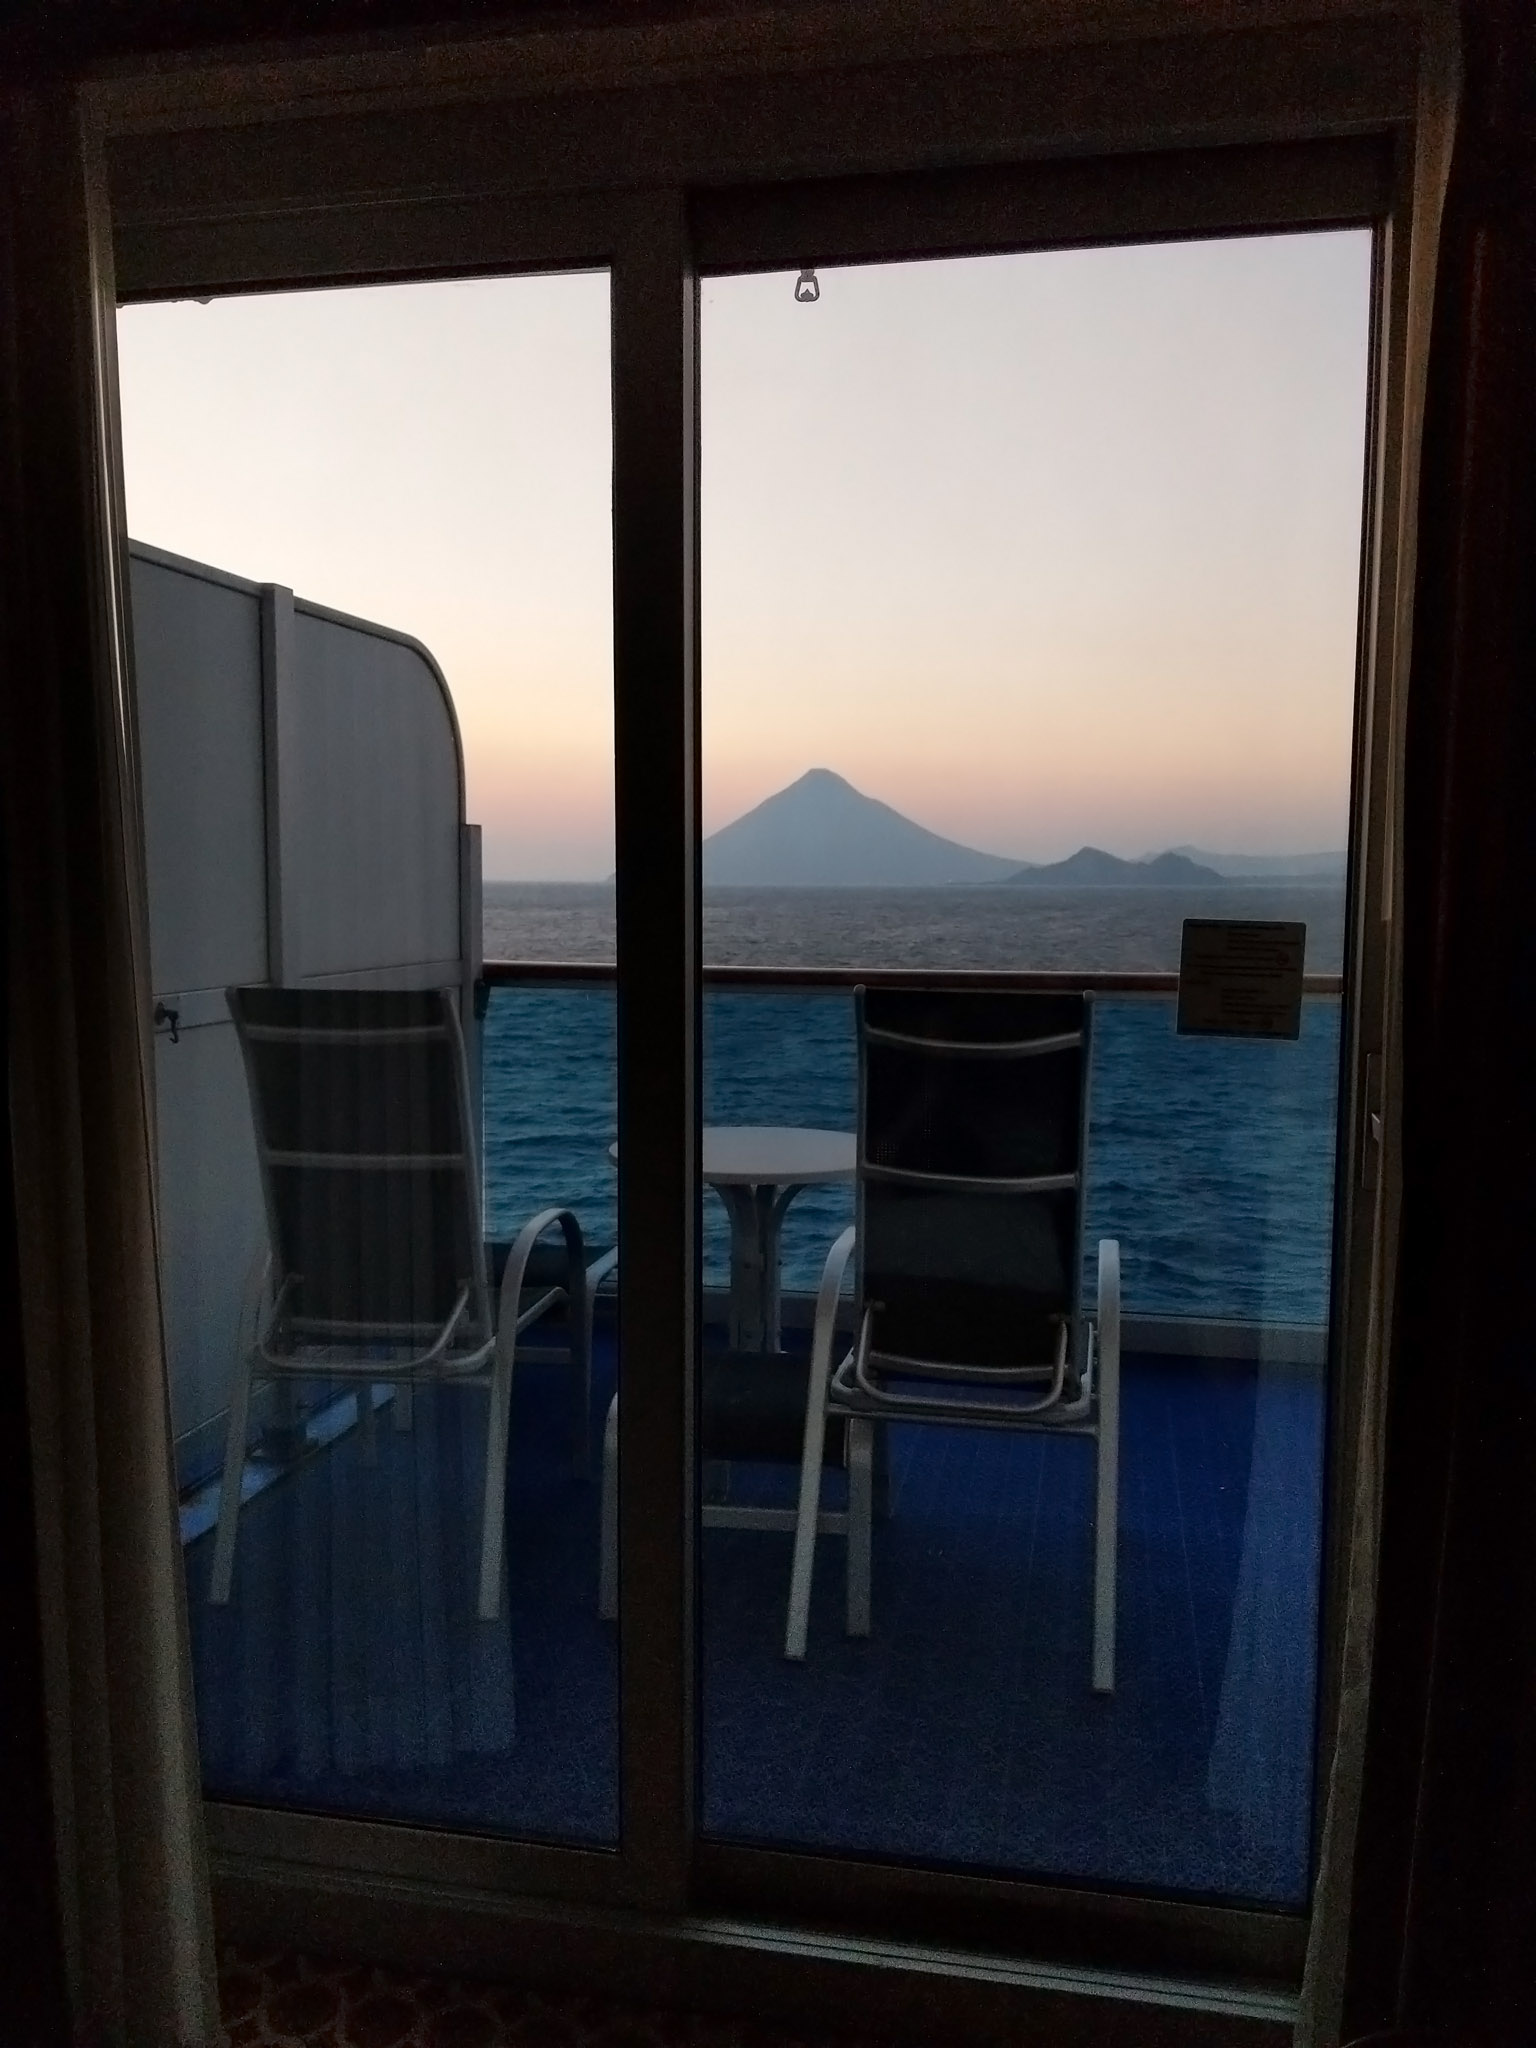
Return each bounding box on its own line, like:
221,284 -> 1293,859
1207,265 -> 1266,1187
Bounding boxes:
208,984 -> 609,1620
784,987 -> 1122,1691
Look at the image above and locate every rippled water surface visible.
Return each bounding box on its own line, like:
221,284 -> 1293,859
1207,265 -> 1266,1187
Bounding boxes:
481,885 -> 1342,1323
484,881 -> 1344,974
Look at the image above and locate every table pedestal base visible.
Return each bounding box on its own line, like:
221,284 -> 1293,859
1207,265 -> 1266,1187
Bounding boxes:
713,1180 -> 804,1353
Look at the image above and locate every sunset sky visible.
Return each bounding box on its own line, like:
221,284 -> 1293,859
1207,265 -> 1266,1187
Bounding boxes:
117,228 -> 1373,878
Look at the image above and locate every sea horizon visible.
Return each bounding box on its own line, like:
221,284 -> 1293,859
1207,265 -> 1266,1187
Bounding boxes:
482,878 -> 1347,974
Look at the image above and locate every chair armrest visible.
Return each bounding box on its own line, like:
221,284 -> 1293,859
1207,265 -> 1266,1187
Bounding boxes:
585,1244 -> 619,1289
811,1226 -> 857,1385
1096,1238 -> 1121,1363
498,1206 -> 586,1342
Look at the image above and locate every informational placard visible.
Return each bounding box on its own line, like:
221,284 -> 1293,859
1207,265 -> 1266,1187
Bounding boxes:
1177,919 -> 1306,1039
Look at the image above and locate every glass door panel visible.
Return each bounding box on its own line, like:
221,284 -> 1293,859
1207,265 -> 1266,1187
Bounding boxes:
698,232 -> 1372,1903
118,273 -> 619,1844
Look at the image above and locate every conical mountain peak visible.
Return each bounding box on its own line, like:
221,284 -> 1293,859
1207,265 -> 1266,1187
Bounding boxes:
703,770 -> 1019,887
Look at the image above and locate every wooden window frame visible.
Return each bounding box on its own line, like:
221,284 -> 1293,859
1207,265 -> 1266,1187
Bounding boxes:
82,10 -> 1434,2037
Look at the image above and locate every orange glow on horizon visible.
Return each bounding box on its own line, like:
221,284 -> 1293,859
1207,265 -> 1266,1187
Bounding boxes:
118,232 -> 1371,878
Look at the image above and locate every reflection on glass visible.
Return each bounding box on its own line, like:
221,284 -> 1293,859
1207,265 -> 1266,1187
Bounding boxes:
119,274 -> 618,1843
697,234 -> 1371,1902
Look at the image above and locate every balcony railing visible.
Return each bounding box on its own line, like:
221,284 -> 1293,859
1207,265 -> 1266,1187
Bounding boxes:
479,960 -> 1343,1355
483,961 -> 1344,992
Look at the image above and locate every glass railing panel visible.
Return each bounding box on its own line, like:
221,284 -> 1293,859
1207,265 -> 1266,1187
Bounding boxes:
1086,994 -> 1341,1329
120,272 -> 619,1845
686,993 -> 1343,1898
474,964 -> 1341,1890
480,976 -> 1341,1329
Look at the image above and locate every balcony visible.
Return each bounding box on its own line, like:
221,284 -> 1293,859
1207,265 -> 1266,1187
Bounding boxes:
181,958 -> 1337,1912
128,530 -> 1340,1917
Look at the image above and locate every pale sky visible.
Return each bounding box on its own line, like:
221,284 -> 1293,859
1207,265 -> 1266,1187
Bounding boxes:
117,228 -> 1372,878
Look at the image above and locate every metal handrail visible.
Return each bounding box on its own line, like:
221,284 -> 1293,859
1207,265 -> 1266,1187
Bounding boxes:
480,959 -> 1345,995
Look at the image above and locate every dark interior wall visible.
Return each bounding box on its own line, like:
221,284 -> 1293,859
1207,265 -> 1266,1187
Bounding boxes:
0,1 -> 1534,2041
0,0 -> 832,76
0,113 -> 71,2046
1345,1 -> 1536,2041
0,942 -> 68,2041
0,975 -> 68,2047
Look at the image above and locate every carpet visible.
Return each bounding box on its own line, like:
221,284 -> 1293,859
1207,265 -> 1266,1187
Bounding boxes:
187,1330 -> 1323,1905
218,1944 -> 875,2047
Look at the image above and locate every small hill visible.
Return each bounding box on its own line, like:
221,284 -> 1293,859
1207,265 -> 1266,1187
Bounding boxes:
702,769 -> 1021,886
1002,847 -> 1226,887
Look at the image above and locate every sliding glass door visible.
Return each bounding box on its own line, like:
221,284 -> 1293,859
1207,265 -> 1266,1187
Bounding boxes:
119,270 -> 621,1846
105,115 -> 1399,1986
695,230 -> 1373,1907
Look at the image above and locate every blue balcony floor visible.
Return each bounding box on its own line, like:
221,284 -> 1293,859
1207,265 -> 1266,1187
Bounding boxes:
184,1325 -> 1322,1909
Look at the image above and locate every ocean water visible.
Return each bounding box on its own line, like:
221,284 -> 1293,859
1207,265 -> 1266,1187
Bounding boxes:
484,880 -> 1346,974
481,884 -> 1344,1325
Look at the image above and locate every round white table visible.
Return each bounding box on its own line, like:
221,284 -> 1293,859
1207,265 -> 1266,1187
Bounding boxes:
704,1126 -> 855,1353
610,1125 -> 855,1352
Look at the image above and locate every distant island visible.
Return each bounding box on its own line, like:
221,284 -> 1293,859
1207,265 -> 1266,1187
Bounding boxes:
1001,846 -> 1223,887
700,768 -> 1344,888
1162,845 -> 1346,881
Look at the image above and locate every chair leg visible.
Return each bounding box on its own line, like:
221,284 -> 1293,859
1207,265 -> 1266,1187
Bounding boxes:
785,1226 -> 855,1662
598,1393 -> 619,1621
846,1418 -> 874,1638
784,1470 -> 820,1660
570,1268 -> 593,1479
210,1350 -> 257,1606
1092,1421 -> 1119,1693
873,1419 -> 892,1518
785,1386 -> 835,1663
1092,1241 -> 1121,1694
393,1382 -> 414,1432
477,1351 -> 515,1622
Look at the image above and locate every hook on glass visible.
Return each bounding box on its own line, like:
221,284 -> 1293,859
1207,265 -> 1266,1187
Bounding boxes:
794,268 -> 820,304
154,1001 -> 181,1045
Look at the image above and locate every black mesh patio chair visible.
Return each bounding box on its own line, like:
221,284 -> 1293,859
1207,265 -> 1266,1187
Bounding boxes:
785,986 -> 1122,1690
209,985 -> 613,1620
